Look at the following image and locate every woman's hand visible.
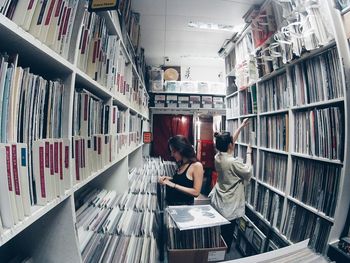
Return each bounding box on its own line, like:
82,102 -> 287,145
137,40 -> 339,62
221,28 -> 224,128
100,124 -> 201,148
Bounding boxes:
241,118 -> 249,128
158,176 -> 175,187
247,144 -> 252,154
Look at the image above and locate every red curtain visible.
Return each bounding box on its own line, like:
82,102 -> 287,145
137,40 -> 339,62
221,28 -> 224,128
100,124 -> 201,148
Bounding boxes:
151,114 -> 193,160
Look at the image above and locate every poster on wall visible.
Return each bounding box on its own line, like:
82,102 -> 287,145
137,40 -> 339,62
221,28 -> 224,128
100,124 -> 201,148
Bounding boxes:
88,0 -> 119,12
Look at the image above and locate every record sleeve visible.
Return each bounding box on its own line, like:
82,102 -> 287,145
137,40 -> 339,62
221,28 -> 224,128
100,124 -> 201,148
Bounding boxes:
167,205 -> 229,231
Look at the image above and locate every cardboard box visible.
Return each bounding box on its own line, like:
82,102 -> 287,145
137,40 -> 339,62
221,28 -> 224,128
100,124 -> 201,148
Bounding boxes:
168,237 -> 227,263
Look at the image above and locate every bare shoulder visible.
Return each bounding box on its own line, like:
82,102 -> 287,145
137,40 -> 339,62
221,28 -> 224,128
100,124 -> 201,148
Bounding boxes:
192,161 -> 204,171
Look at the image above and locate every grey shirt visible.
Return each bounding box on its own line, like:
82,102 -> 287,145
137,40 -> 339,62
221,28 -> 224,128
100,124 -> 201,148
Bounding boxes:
209,152 -> 252,221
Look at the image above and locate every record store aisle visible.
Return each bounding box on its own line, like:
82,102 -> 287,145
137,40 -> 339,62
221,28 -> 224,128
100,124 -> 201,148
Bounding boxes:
0,0 -> 350,262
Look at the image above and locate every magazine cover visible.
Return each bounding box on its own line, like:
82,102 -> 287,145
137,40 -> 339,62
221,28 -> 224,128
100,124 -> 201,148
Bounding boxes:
167,205 -> 230,231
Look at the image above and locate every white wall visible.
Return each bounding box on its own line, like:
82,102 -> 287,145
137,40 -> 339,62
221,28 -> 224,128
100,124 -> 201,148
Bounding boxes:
160,57 -> 225,83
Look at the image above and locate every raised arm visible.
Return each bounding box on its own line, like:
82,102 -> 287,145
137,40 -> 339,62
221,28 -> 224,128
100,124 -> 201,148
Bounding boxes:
231,118 -> 249,144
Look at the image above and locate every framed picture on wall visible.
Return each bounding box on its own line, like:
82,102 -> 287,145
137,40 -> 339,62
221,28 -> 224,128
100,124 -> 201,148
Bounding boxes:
162,66 -> 181,81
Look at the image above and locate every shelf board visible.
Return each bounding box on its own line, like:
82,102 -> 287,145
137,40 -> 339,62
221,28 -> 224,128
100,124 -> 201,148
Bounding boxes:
254,42 -> 336,89
0,143 -> 144,247
240,113 -> 257,118
257,179 -> 286,197
226,91 -> 239,99
258,67 -> 286,83
287,196 -> 335,223
291,152 -> 343,165
259,109 -> 289,116
236,142 -> 258,148
227,116 -> 240,120
291,97 -> 344,111
0,193 -> 71,247
259,147 -> 289,155
0,14 -> 73,76
75,68 -> 114,100
286,41 -> 337,66
245,203 -> 292,245
103,12 -> 147,93
149,91 -> 226,96
74,70 -> 149,119
72,143 -> 144,193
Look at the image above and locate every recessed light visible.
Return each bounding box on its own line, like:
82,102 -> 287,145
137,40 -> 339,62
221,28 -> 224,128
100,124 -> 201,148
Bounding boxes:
188,21 -> 245,32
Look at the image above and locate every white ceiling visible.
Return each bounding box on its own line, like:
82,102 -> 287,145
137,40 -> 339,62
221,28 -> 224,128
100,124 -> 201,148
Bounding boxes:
131,0 -> 264,66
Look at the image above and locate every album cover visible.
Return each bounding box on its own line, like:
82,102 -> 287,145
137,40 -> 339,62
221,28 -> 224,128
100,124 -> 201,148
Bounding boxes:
167,205 -> 230,231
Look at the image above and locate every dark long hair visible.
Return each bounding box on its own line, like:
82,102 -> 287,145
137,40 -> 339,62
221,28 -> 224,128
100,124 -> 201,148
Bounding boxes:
168,135 -> 197,163
214,132 -> 232,152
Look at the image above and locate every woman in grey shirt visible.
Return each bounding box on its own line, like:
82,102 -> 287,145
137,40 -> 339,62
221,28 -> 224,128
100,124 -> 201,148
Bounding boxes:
209,118 -> 252,251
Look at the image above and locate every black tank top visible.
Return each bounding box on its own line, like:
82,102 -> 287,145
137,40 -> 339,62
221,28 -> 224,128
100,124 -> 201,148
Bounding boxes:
166,162 -> 194,206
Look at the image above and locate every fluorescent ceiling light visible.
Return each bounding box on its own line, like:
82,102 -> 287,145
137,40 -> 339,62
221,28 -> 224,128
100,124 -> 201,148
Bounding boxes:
188,21 -> 245,32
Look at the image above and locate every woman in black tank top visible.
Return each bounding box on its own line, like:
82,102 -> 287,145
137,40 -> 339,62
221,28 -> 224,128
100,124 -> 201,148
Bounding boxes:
159,135 -> 204,206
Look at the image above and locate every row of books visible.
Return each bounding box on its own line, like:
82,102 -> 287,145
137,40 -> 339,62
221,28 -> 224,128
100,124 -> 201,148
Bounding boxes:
260,114 -> 289,151
153,95 -> 225,109
73,90 -> 110,137
77,7 -> 110,88
0,143 -> 32,230
225,0 -> 335,83
0,2 -> 148,112
73,89 -> 132,137
256,42 -> 283,77
255,185 -> 283,230
128,168 -> 158,195
0,53 -> 65,143
81,232 -> 158,263
72,133 -> 130,184
128,12 -> 141,52
240,117 -> 257,145
291,158 -> 341,217
245,179 -> 256,207
234,57 -> 258,89
236,147 -> 257,180
226,120 -> 239,137
165,205 -> 229,249
226,95 -> 239,118
77,11 -> 147,109
294,107 -> 343,160
167,216 -> 222,249
240,85 -> 258,115
0,0 -> 82,59
0,132 -> 144,234
290,47 -> 343,106
225,50 -> 236,74
75,157 -> 163,262
249,3 -> 277,49
77,203 -> 157,237
259,73 -> 289,113
281,202 -> 331,253
259,151 -> 288,191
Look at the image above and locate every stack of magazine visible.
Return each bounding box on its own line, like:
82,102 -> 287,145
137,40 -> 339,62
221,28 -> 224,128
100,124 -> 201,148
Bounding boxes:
166,205 -> 229,249
75,157 -> 168,263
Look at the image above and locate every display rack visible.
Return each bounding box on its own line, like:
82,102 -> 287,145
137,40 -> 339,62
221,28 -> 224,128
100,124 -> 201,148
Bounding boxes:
224,0 -> 350,256
0,2 -> 150,262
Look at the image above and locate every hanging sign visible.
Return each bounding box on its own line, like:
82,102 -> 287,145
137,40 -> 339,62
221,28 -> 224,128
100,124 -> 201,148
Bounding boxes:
88,0 -> 119,12
143,132 -> 152,144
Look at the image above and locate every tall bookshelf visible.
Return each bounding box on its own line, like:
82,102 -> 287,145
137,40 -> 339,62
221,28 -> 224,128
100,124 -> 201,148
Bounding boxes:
225,0 -> 350,255
0,1 -> 150,262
